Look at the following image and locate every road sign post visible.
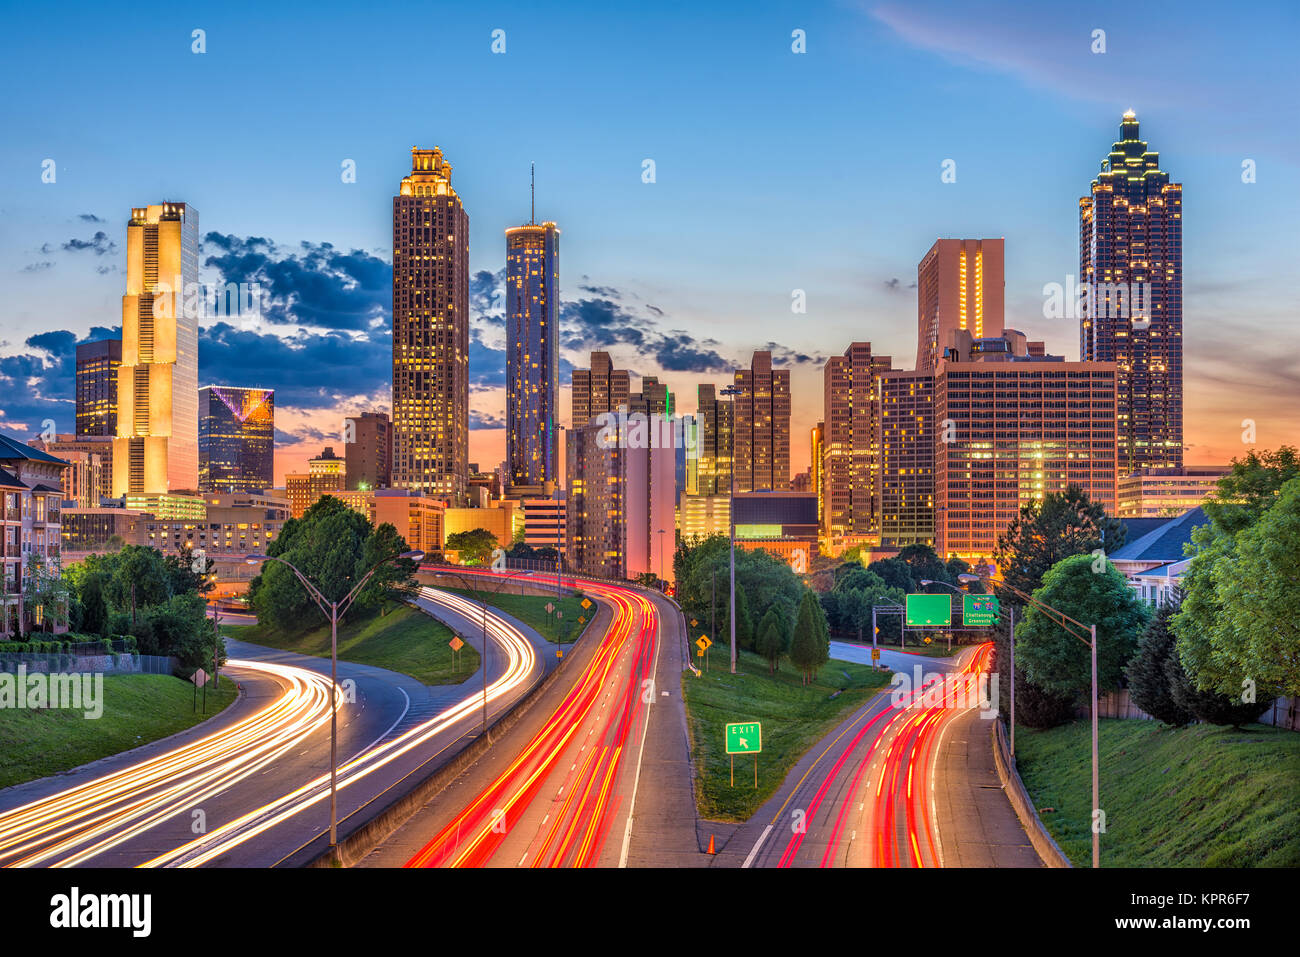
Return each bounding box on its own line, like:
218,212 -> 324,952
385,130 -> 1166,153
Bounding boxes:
725,721 -> 761,788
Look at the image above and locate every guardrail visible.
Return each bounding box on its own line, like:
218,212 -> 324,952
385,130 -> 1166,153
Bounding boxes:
990,717 -> 1072,868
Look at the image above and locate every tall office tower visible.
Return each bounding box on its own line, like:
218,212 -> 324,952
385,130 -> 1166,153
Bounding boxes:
811,421 -> 824,531
565,415 -> 675,582
932,332 -> 1118,562
627,376 -> 673,416
878,370 -> 935,547
345,411 -> 393,490
505,204 -> 560,490
1080,111 -> 1183,472
75,339 -> 121,438
821,342 -> 893,549
112,202 -> 200,496
570,351 -> 630,427
392,147 -> 470,504
694,384 -> 734,496
198,386 -> 274,495
915,238 -> 1005,374
733,350 -> 791,492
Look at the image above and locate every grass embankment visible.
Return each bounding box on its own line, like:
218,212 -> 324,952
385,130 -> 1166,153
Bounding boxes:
0,674 -> 239,789
223,603 -> 477,686
1015,718 -> 1300,867
438,588 -> 593,646
833,637 -> 961,660
682,649 -> 893,821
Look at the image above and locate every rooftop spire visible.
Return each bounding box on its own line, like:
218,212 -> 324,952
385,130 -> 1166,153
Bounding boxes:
530,163 -> 535,224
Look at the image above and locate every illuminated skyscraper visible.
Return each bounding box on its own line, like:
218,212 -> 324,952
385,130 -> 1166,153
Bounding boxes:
112,202 -> 199,496
392,147 -> 469,503
915,239 -> 1005,374
822,342 -> 892,549
199,386 -> 274,495
878,369 -> 935,547
75,338 -> 121,438
693,383 -> 733,496
505,195 -> 559,491
733,350 -> 790,492
345,411 -> 392,490
1080,111 -> 1183,472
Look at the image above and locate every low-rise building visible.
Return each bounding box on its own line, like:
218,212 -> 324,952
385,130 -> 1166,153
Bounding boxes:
1,433 -> 69,636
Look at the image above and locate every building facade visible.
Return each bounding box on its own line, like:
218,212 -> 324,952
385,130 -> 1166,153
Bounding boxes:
733,350 -> 790,493
1080,111 -> 1183,473
75,338 -> 121,438
199,386 -> 274,495
571,351 -> 630,429
1,434 -> 69,636
916,238 -> 1005,374
392,147 -> 470,503
692,383 -> 733,496
1117,466 -> 1228,518
345,412 -> 393,490
285,447 -> 345,519
822,342 -> 893,550
878,369 -> 936,547
113,202 -> 200,497
505,219 -> 560,490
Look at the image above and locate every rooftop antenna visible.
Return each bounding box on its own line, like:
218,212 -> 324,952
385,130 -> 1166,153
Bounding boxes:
530,163 -> 535,224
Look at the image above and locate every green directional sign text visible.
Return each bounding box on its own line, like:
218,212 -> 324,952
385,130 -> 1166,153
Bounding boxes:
963,594 -> 1000,627
905,593 -> 951,628
725,722 -> 762,755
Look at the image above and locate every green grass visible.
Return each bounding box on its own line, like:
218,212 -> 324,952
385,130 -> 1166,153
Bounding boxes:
438,587 -> 593,646
1014,718 -> 1300,867
681,649 -> 893,821
0,673 -> 239,789
222,603 -> 477,686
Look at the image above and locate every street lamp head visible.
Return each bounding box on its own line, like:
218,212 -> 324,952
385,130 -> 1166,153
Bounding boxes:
957,573 -> 981,584
919,579 -> 933,586
400,550 -> 425,563
246,553 -> 269,565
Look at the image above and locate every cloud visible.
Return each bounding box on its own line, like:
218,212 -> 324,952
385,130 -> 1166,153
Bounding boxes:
883,277 -> 916,292
47,230 -> 117,256
78,213 -> 105,223
21,261 -> 54,273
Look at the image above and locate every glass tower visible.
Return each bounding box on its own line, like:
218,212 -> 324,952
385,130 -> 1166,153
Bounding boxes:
505,212 -> 559,490
199,386 -> 274,494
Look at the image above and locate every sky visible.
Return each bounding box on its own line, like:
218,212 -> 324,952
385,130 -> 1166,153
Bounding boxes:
1,0 -> 1297,484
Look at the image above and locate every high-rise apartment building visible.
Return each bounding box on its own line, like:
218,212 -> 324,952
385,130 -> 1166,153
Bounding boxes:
692,384 -> 733,496
878,370 -> 935,547
915,238 -> 1005,374
199,386 -> 274,495
628,376 -> 673,417
112,202 -> 200,496
75,338 -> 121,438
570,351 -> 630,428
733,350 -> 790,492
505,210 -> 560,490
822,342 -> 893,549
392,147 -> 470,503
1080,111 -> 1183,472
345,411 -> 393,490
932,335 -> 1118,561
285,446 -> 346,519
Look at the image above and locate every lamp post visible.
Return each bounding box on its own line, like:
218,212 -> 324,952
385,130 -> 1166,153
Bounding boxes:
246,547 -> 424,864
956,571 -> 1099,869
720,384 -> 741,674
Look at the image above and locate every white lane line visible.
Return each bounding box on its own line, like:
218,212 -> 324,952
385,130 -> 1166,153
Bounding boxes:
617,596 -> 663,869
742,824 -> 774,869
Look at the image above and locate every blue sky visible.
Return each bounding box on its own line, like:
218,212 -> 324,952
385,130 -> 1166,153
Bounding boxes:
2,0 -> 1297,478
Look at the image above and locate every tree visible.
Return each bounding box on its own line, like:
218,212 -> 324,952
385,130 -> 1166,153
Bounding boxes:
789,589 -> 829,685
1015,553 -> 1149,702
23,552 -> 72,633
1174,467 -> 1300,700
993,486 -> 1126,597
754,606 -> 788,675
354,522 -> 419,614
722,585 -> 756,651
135,592 -> 220,673
1126,603 -> 1193,727
866,557 -> 914,594
445,528 -> 498,566
1166,645 -> 1269,729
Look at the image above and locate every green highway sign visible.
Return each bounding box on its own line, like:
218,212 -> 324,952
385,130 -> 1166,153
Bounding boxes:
905,593 -> 951,628
725,722 -> 762,755
963,594 -> 1000,627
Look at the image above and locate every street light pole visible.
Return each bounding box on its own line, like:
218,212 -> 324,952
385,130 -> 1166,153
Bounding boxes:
247,547 -> 423,864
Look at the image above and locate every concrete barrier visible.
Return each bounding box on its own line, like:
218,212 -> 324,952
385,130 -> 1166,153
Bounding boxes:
990,719 -> 1072,868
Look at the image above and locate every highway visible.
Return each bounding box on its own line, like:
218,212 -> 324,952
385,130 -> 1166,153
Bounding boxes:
722,641 -> 1039,868
0,587 -> 546,868
364,571 -> 697,868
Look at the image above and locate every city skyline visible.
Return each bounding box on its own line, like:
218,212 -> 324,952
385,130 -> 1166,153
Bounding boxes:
2,3 -> 1297,485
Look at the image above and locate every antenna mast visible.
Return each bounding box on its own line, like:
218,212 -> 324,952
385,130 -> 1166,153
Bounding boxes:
530,163 -> 535,224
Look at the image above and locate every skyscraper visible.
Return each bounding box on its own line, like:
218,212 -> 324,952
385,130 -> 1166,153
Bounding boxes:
75,338 -> 121,438
505,203 -> 559,491
822,342 -> 892,548
733,350 -> 790,492
915,238 -> 1005,374
878,369 -> 935,547
345,411 -> 392,490
199,386 -> 274,495
392,147 -> 470,503
112,202 -> 199,496
570,351 -> 630,428
1080,111 -> 1183,472
693,383 -> 734,496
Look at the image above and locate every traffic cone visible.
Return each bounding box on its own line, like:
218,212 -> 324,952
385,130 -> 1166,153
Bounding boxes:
706,834 -> 716,855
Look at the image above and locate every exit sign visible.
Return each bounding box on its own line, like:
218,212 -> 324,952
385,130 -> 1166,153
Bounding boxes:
725,722 -> 762,755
